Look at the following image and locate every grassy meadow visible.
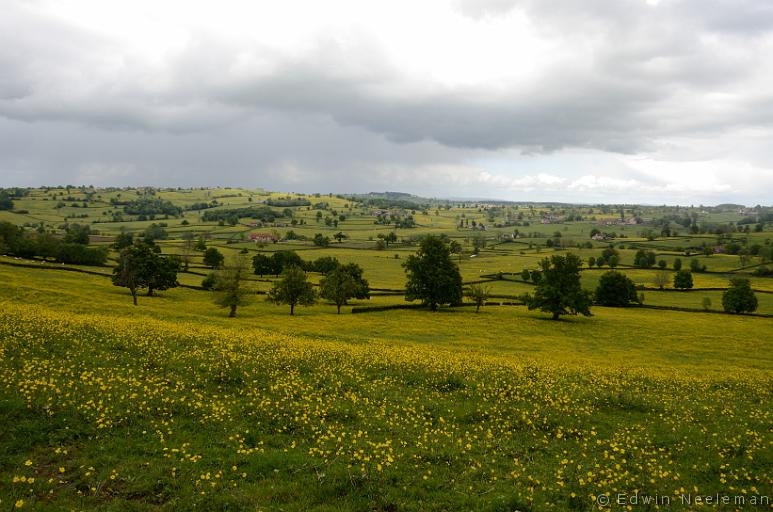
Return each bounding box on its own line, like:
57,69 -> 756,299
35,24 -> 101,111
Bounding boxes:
1,187 -> 772,510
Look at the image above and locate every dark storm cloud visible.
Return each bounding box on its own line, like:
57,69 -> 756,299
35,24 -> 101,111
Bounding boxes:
0,114 -> 473,194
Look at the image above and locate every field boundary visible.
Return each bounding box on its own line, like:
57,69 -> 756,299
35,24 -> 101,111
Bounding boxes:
633,303 -> 773,318
0,258 -> 109,277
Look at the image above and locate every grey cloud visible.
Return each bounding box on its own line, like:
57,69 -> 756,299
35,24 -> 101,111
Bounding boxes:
1,0 -> 772,205
3,0 -> 772,157
0,113 -> 471,191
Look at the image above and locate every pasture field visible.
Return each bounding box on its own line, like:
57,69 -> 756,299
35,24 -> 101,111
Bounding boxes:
1,262 -> 772,511
1,283 -> 772,511
1,187 -> 772,510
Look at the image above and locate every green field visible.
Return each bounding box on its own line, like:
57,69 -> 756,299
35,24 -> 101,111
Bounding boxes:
1,187 -> 772,510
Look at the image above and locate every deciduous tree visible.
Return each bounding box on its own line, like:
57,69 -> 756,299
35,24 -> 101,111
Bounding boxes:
403,235 -> 463,311
595,271 -> 639,307
267,265 -> 317,315
722,278 -> 758,313
673,270 -> 694,290
522,253 -> 592,320
112,243 -> 154,305
203,247 -> 224,268
213,253 -> 251,317
465,284 -> 490,313
320,267 -> 357,314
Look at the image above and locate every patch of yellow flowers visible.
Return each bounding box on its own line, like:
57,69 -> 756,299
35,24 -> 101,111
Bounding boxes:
0,303 -> 770,510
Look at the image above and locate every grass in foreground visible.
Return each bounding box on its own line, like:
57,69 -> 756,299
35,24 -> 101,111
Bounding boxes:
1,296 -> 771,510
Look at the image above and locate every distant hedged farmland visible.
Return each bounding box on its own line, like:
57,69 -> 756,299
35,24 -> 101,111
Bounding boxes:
0,186 -> 771,510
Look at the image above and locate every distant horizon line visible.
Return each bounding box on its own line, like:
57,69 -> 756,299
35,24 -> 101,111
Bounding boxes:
2,184 -> 770,209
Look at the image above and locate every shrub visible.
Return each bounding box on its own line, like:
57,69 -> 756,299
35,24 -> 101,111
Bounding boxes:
201,273 -> 217,290
595,271 -> 639,307
722,278 -> 758,314
673,270 -> 694,290
634,249 -> 656,268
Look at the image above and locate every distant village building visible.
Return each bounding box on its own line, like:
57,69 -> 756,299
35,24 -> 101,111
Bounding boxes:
540,215 -> 565,224
250,232 -> 279,243
599,218 -> 639,226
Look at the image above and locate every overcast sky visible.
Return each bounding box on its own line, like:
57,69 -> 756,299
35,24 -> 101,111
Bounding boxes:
2,0 -> 773,205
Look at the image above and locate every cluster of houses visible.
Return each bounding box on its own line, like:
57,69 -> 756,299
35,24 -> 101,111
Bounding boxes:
249,232 -> 279,243
598,217 -> 639,226
539,215 -> 565,224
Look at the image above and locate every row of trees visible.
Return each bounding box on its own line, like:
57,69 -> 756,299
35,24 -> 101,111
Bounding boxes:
208,255 -> 371,316
588,269 -> 757,313
251,251 -> 362,277
0,222 -> 108,265
266,260 -> 370,315
400,236 -> 590,319
401,236 -> 760,317
105,232 -> 761,317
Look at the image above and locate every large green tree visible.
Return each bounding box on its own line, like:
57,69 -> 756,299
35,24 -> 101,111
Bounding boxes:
252,253 -> 274,277
673,270 -> 694,290
112,243 -> 155,305
634,249 -> 656,268
267,265 -> 317,315
113,230 -> 134,250
271,250 -> 305,276
320,267 -> 357,314
203,247 -> 224,269
112,242 -> 179,303
722,278 -> 758,313
595,270 -> 639,307
144,254 -> 181,296
310,256 -> 340,275
339,263 -> 370,300
523,253 -> 592,320
403,235 -> 462,311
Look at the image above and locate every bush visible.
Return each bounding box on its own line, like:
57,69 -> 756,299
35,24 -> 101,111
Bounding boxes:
722,278 -> 758,313
634,249 -> 656,268
313,233 -> 330,247
403,235 -> 462,311
56,243 -> 109,266
203,248 -> 225,268
595,271 -> 639,307
753,265 -> 772,276
201,273 -> 217,290
523,253 -> 592,319
673,270 -> 694,290
310,256 -> 339,275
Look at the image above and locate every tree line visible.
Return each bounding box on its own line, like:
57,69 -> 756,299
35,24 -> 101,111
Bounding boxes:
397,236 -> 759,317
23,223 -> 753,318
0,222 -> 108,266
